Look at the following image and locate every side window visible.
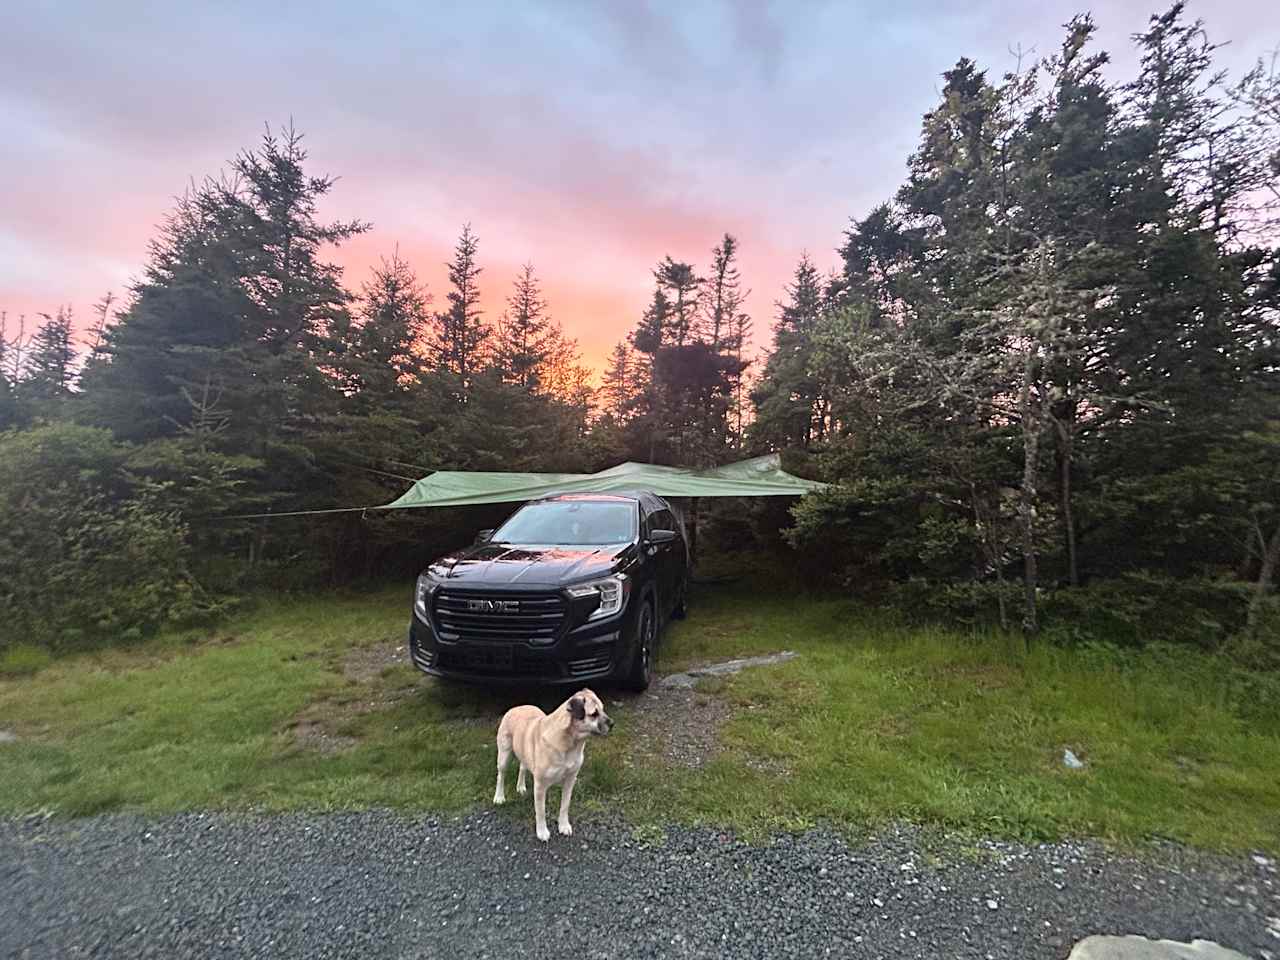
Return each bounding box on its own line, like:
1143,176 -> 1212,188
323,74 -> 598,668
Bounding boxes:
641,506 -> 655,538
655,509 -> 675,532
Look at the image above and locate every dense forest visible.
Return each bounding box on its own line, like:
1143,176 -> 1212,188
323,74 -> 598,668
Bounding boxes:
2,4 -> 1278,660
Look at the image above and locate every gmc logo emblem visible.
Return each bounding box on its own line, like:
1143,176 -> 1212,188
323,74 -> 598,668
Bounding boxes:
467,599 -> 519,613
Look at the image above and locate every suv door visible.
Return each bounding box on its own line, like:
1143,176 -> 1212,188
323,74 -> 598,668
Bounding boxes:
649,507 -> 682,619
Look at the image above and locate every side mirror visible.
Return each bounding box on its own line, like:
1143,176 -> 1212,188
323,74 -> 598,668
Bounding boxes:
648,529 -> 678,545
475,528 -> 495,544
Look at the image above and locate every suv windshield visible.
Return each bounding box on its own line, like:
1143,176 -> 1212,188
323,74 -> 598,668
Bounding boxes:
492,500 -> 637,546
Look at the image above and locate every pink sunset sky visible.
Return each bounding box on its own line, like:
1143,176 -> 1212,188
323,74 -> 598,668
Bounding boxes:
2,1 -> 1275,375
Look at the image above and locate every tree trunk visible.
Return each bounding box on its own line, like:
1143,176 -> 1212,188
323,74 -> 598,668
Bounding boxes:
1245,516 -> 1280,638
971,483 -> 1009,631
1018,351 -> 1041,639
1054,417 -> 1079,588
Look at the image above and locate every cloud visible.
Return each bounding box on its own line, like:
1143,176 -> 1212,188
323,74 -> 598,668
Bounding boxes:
2,0 -> 1273,371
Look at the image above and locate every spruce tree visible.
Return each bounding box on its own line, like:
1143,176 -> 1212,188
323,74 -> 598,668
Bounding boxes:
750,254 -> 826,449
496,262 -> 553,390
340,251 -> 430,409
22,308 -> 77,408
428,224 -> 489,394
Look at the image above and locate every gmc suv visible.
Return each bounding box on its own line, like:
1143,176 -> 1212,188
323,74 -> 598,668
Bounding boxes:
408,491 -> 689,690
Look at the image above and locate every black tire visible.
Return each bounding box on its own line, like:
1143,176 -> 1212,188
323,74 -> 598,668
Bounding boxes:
621,599 -> 655,692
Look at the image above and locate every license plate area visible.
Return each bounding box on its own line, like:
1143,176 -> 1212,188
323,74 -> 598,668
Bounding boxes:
461,644 -> 513,672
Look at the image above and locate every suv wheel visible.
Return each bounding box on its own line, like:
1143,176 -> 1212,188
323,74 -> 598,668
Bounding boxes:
621,599 -> 655,692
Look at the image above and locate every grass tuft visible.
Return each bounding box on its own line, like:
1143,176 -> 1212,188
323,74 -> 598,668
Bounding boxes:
0,644 -> 54,677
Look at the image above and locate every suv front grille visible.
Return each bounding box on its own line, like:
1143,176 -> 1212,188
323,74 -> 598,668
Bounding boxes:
432,589 -> 566,644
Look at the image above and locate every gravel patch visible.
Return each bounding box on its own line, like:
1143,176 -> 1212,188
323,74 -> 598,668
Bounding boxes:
613,651 -> 799,769
286,641 -> 416,753
342,640 -> 408,684
2,813 -> 1275,960
618,685 -> 733,769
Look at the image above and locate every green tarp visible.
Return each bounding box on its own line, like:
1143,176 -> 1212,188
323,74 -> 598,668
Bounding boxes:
377,454 -> 825,510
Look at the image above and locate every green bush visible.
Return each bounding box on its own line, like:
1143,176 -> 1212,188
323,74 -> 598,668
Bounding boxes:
885,577 -> 1024,628
0,424 -> 222,652
1040,573 -> 1252,649
878,572 -> 1256,653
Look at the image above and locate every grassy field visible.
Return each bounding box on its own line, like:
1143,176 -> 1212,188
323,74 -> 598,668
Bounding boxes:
1,580 -> 1277,852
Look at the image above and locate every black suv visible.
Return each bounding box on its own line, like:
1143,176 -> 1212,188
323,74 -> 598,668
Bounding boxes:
408,491 -> 688,690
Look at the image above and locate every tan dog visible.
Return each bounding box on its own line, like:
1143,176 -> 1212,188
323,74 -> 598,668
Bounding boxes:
494,689 -> 612,841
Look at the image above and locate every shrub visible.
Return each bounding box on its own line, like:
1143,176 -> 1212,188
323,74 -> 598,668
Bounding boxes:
1040,573 -> 1252,649
0,424 -> 221,652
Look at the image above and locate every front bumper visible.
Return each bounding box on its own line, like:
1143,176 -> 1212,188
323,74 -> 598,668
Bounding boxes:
407,606 -> 627,686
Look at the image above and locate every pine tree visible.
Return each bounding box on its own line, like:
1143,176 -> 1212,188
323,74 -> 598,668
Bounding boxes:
750,254 -> 827,449
652,258 -> 700,347
495,263 -> 553,390
701,235 -> 753,447
600,342 -> 636,421
702,234 -> 746,349
80,126 -> 367,445
428,224 -> 489,394
341,250 -> 430,406
22,307 -> 77,407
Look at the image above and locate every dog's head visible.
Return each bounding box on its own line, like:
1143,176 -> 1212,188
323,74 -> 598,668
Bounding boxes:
566,689 -> 612,737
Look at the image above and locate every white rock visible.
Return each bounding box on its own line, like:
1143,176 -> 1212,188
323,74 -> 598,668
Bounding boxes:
1067,936 -> 1249,959
1063,748 -> 1086,769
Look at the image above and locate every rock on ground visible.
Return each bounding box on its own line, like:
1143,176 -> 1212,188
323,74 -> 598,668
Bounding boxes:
659,651 -> 798,689
2,812 -> 1275,960
1068,935 -> 1251,959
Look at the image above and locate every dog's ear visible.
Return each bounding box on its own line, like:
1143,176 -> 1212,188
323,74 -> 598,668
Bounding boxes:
567,696 -> 586,721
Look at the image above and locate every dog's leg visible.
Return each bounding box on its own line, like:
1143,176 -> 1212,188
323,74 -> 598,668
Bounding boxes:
494,739 -> 512,805
516,763 -> 528,795
533,776 -> 551,842
557,772 -> 578,837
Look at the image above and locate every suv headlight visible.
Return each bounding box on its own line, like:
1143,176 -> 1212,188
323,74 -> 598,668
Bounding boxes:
566,573 -> 630,621
414,570 -> 444,618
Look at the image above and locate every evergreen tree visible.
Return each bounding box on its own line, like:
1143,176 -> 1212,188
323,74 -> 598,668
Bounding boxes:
428,224 -> 489,393
702,234 -> 746,350
750,254 -> 827,449
0,317 -> 15,430
22,307 -> 77,407
495,262 -> 553,390
338,250 -> 429,409
703,234 -> 752,448
652,257 -> 700,347
600,342 -> 637,422
80,126 -> 367,448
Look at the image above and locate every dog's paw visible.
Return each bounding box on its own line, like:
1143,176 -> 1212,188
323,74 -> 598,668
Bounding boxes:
558,821 -> 573,837
516,782 -> 528,796
493,793 -> 505,805
536,825 -> 551,842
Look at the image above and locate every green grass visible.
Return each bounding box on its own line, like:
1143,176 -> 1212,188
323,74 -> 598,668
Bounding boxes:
0,643 -> 54,677
1,581 -> 1277,852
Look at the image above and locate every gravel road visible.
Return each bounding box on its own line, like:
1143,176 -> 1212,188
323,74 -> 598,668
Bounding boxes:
3,811 -> 1276,959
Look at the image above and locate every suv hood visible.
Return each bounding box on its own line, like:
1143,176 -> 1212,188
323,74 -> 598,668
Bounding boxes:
434,543 -> 631,586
